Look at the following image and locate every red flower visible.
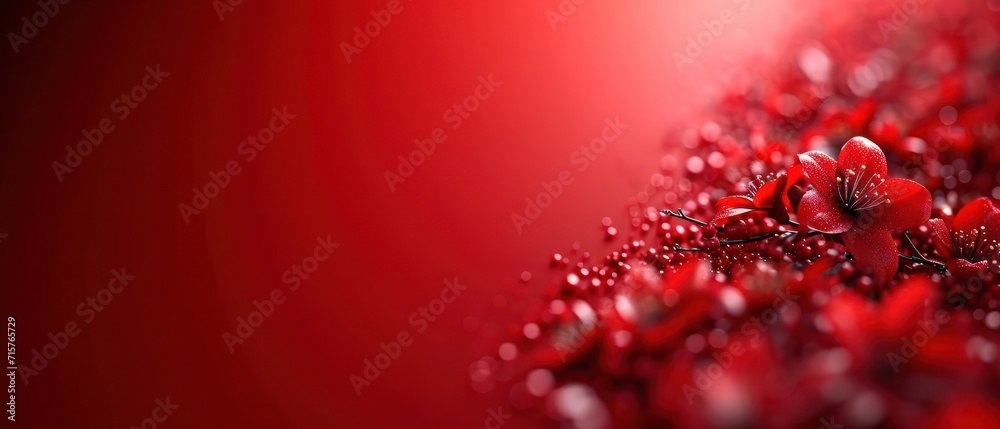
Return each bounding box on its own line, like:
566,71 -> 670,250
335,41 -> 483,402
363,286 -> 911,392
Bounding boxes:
713,169 -> 799,224
797,137 -> 932,283
929,197 -> 1000,278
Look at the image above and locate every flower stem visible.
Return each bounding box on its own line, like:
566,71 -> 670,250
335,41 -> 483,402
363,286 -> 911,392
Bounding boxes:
898,254 -> 948,273
899,231 -> 949,274
673,244 -> 709,252
719,231 -> 789,245
783,219 -> 827,237
660,208 -> 709,227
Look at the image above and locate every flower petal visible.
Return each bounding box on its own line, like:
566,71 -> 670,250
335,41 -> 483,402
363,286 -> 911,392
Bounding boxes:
947,259 -> 990,279
752,175 -> 787,209
954,197 -> 1000,238
843,228 -> 899,284
715,196 -> 755,211
878,276 -> 934,338
786,164 -> 804,186
753,176 -> 788,209
837,136 -> 888,178
782,165 -> 804,213
928,218 -> 956,258
755,175 -> 791,221
797,189 -> 853,234
862,178 -> 931,232
823,292 -> 875,360
784,183 -> 805,214
797,151 -> 839,200
712,207 -> 757,224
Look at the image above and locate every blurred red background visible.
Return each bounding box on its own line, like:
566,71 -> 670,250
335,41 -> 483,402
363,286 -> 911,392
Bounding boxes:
0,0 -> 818,427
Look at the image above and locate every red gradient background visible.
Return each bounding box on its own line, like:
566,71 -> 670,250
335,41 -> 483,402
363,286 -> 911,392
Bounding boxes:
0,0 -> 807,427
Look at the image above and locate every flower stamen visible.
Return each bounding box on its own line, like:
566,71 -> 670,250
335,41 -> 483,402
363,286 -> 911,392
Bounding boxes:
953,226 -> 1000,263
837,168 -> 889,212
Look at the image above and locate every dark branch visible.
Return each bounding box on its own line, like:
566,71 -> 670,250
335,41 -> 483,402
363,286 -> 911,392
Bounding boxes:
720,231 -> 787,245
673,244 -> 709,252
898,254 -> 948,274
899,230 -> 949,275
660,208 -> 709,227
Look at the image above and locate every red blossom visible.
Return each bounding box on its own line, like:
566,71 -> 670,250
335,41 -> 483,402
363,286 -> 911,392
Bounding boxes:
711,166 -> 803,228
713,173 -> 791,224
494,4 -> 1000,426
797,136 -> 932,283
929,197 -> 1000,278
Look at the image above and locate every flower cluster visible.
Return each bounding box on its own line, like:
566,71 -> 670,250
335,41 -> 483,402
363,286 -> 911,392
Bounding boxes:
474,1 -> 1000,428
647,132 -> 1000,306
690,136 -> 934,284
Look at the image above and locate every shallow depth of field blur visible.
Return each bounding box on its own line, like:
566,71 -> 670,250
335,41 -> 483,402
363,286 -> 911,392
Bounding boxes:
467,0 -> 1000,428
2,0 -> 1000,428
